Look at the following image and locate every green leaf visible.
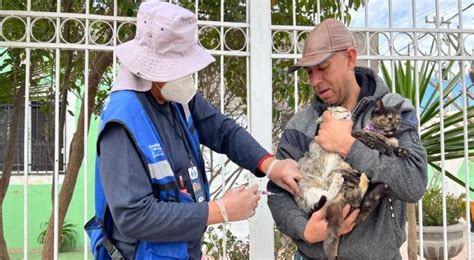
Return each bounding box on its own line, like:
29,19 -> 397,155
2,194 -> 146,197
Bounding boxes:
380,59 -> 473,191
429,163 -> 474,192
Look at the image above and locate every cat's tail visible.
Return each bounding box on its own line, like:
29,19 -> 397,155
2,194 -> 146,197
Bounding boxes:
324,202 -> 343,260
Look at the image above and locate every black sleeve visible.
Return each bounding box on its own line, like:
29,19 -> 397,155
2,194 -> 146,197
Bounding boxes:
188,93 -> 269,176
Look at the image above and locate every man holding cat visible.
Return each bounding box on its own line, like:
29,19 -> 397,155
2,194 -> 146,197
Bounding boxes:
267,18 -> 427,259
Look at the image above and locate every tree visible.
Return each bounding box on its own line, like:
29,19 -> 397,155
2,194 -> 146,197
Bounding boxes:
0,49 -> 26,260
39,1 -> 138,258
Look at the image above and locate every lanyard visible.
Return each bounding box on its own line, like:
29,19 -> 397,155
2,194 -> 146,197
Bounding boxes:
160,103 -> 195,167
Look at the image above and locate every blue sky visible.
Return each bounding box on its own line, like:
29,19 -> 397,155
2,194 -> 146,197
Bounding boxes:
348,0 -> 473,108
350,0 -> 473,30
349,0 -> 473,56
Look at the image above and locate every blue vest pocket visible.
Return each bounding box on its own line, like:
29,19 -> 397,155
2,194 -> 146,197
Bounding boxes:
136,241 -> 189,260
85,217 -> 111,260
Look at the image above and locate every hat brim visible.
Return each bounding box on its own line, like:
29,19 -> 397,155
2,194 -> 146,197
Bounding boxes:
116,40 -> 216,82
288,52 -> 335,73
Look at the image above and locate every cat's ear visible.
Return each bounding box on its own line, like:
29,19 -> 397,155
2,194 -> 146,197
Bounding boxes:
374,98 -> 384,111
394,101 -> 403,111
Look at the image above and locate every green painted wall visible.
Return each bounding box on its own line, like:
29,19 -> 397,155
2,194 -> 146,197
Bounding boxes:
4,116 -> 99,252
455,160 -> 474,199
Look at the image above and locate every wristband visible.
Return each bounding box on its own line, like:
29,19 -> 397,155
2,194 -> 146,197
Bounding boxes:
216,199 -> 228,223
257,153 -> 273,171
266,159 -> 278,178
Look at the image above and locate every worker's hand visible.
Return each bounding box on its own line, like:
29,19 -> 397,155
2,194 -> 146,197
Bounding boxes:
219,184 -> 260,221
266,158 -> 303,197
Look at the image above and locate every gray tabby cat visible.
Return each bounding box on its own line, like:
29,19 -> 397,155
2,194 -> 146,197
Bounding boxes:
294,106 -> 368,215
296,99 -> 410,260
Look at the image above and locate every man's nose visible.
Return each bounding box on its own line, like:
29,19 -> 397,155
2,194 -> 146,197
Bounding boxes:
309,70 -> 323,86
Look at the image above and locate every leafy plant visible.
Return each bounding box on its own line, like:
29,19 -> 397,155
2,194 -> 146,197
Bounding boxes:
274,227 -> 297,259
417,187 -> 465,226
37,221 -> 77,252
203,225 -> 249,259
381,59 -> 473,257
380,60 -> 474,191
203,225 -> 297,259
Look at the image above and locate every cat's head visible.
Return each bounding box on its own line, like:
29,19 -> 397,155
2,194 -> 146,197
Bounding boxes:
327,106 -> 352,120
370,98 -> 403,136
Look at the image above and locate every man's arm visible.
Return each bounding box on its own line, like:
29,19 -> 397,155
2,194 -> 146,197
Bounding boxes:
345,122 -> 427,202
317,107 -> 427,203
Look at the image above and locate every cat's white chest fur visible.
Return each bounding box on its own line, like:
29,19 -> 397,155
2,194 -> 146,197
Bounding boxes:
322,153 -> 342,179
294,106 -> 352,214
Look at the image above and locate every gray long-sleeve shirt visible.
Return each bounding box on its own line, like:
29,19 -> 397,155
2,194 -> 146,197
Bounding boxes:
268,67 -> 427,259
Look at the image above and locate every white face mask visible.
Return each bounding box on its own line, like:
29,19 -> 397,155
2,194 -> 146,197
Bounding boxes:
160,75 -> 197,104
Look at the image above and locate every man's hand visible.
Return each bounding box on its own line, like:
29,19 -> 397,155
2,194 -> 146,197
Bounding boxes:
264,158 -> 303,197
315,111 -> 355,157
303,207 -> 328,243
340,205 -> 359,235
303,205 -> 360,243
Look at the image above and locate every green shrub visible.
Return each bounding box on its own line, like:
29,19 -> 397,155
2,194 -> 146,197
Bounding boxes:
203,225 -> 249,259
203,225 -> 297,259
417,187 -> 465,226
37,221 -> 78,252
274,226 -> 297,259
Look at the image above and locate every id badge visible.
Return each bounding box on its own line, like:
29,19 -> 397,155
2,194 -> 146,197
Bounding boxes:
188,166 -> 205,202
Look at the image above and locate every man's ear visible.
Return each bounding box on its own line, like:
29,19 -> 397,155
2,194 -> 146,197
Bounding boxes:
346,47 -> 357,69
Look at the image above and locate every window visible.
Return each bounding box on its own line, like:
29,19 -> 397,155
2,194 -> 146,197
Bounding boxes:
0,102 -> 64,175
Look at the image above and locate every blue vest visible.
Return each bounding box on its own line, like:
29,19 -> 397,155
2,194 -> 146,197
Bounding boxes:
85,91 -> 210,259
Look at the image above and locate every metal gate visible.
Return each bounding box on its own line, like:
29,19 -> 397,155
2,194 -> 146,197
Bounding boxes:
0,0 -> 472,259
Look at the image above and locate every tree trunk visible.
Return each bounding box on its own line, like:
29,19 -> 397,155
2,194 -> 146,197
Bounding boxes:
48,50 -> 74,204
41,51 -> 112,260
407,203 -> 417,260
0,61 -> 26,260
47,0 -> 74,204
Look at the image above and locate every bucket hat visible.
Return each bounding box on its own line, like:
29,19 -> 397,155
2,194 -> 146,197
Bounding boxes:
116,1 -> 215,82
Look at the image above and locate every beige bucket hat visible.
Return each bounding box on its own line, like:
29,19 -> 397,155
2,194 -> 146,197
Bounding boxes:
116,1 -> 215,82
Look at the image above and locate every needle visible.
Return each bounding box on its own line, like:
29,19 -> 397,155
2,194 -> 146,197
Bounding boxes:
258,190 -> 283,196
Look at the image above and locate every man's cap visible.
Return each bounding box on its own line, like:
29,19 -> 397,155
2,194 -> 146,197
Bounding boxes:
288,18 -> 355,73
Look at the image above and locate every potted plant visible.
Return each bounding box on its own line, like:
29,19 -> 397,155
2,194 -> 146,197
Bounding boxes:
380,59 -> 474,259
37,221 -> 78,252
416,187 -> 466,260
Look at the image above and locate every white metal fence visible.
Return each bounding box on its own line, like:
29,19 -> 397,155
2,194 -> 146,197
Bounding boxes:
0,0 -> 472,259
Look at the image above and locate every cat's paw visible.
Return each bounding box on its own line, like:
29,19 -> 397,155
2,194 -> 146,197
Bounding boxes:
311,195 -> 327,213
352,130 -> 364,138
305,188 -> 327,212
359,173 -> 369,193
396,147 -> 411,157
